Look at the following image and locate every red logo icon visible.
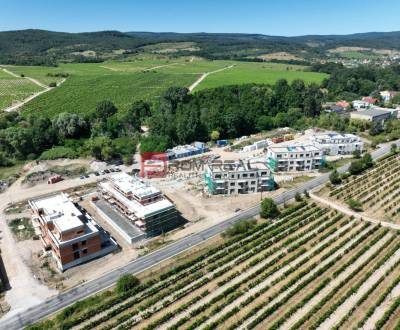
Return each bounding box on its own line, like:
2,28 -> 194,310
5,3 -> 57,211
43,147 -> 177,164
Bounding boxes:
140,152 -> 168,178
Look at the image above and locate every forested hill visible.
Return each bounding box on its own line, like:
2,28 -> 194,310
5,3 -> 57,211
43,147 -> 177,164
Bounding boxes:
127,30 -> 400,47
1,29 -> 400,65
0,29 -> 150,65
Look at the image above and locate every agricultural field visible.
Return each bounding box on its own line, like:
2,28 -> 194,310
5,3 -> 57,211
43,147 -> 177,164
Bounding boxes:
194,62 -> 328,91
337,51 -> 380,60
3,58 -> 328,117
5,65 -> 67,86
29,201 -> 400,330
329,153 -> 400,224
0,68 -> 42,110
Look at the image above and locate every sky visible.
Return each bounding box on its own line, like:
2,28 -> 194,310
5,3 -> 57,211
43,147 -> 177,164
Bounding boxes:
0,0 -> 399,36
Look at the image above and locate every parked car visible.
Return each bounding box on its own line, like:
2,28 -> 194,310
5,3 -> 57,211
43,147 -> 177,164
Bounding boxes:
104,169 -> 110,174
80,176 -> 85,179
94,171 -> 100,176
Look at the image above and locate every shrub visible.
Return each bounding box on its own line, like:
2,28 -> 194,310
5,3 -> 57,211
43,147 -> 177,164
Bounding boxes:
349,160 -> 365,175
222,219 -> 257,238
329,169 -> 342,185
116,274 -> 140,293
260,198 -> 280,219
39,146 -> 78,160
390,143 -> 398,154
353,149 -> 361,158
347,199 -> 363,211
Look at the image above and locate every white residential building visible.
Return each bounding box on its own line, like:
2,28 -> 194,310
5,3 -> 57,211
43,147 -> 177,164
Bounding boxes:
204,158 -> 275,195
242,139 -> 270,153
99,173 -> 178,234
352,100 -> 371,110
266,144 -> 323,172
310,132 -> 364,156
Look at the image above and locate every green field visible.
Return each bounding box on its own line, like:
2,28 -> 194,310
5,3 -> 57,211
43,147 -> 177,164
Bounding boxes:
19,62 -> 200,117
192,61 -> 328,91
0,68 -> 42,110
4,59 -> 328,117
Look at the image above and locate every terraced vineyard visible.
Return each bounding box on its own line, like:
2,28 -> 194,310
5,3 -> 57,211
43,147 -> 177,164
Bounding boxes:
330,153 -> 400,224
29,201 -> 400,330
0,68 -> 42,110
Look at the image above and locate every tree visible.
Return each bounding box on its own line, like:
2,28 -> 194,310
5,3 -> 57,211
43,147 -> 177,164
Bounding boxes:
3,126 -> 34,159
210,130 -> 220,141
120,106 -> 141,136
160,87 -> 190,113
52,112 -> 88,139
0,151 -> 13,166
361,152 -> 373,169
260,198 -> 280,219
84,136 -> 114,160
140,135 -> 170,153
348,153 -> 373,175
116,274 -> 140,293
95,101 -> 118,121
349,160 -> 365,175
329,169 -> 342,185
256,115 -> 275,131
352,149 -> 361,159
369,121 -> 382,136
294,192 -> 303,202
391,143 -> 398,154
175,104 -> 207,144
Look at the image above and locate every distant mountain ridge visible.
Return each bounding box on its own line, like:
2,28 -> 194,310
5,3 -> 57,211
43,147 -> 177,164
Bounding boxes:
1,29 -> 400,65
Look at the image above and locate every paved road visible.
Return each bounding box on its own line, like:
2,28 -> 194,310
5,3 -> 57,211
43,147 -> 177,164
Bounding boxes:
0,141 -> 398,329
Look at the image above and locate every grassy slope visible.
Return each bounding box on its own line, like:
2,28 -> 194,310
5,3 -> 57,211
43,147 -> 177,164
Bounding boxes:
12,59 -> 327,117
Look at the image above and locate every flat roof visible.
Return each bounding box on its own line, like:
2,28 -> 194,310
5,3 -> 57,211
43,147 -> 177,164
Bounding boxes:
30,193 -> 84,233
94,199 -> 145,239
351,108 -> 391,117
100,181 -> 175,219
313,132 -> 359,140
209,158 -> 270,173
109,172 -> 160,198
268,144 -> 320,153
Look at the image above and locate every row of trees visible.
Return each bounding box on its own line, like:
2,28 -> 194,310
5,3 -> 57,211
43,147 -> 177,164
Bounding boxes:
312,63 -> 400,101
144,80 -> 323,150
3,63 -> 400,166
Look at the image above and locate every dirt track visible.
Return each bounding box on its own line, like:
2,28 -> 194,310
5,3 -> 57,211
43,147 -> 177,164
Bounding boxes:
1,66 -> 66,112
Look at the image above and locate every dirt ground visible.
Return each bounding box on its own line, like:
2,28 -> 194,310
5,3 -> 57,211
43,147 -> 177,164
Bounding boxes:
0,148 -> 323,314
151,175 -> 289,241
